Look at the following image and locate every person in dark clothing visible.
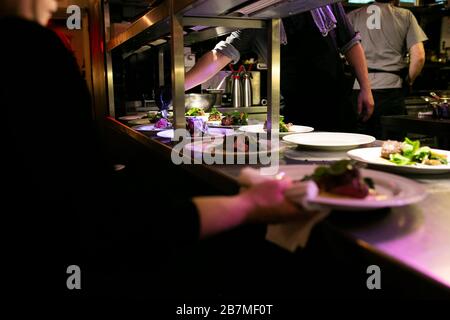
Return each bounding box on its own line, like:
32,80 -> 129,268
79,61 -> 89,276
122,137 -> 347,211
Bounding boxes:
185,3 -> 374,132
1,0 -> 319,301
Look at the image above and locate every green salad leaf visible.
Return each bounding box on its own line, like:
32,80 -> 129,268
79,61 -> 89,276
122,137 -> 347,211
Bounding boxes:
388,137 -> 448,166
185,108 -> 205,116
209,107 -> 221,116
430,151 -> 448,165
223,111 -> 248,125
279,115 -> 289,132
302,160 -> 360,181
389,153 -> 413,166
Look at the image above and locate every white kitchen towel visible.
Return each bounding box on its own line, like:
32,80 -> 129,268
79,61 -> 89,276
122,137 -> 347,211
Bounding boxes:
238,167 -> 330,252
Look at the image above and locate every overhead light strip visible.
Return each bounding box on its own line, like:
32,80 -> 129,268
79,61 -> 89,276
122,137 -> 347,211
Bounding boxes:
235,0 -> 284,15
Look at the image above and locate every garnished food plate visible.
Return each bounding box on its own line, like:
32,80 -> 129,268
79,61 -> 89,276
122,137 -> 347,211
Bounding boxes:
183,138 -> 282,157
348,147 -> 450,174
276,163 -> 426,211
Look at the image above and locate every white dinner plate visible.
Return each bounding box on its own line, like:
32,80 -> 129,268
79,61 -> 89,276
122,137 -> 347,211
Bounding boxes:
206,120 -> 222,126
347,147 -> 450,175
132,124 -> 169,132
273,165 -> 427,211
156,127 -> 236,140
282,132 -> 376,151
283,148 -> 350,162
238,124 -> 314,136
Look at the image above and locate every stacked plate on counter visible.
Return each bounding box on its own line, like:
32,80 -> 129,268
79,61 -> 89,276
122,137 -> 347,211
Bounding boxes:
281,132 -> 376,162
282,132 -> 376,151
238,124 -> 314,136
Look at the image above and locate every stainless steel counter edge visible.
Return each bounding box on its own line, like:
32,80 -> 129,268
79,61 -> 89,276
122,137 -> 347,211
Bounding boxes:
105,117 -> 240,194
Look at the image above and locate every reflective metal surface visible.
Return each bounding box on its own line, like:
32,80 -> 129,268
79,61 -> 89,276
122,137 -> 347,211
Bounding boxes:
107,3 -> 169,51
267,18 -> 281,134
341,174 -> 450,289
90,0 -> 109,125
185,93 -> 218,110
107,0 -> 342,52
170,0 -> 186,129
183,16 -> 265,29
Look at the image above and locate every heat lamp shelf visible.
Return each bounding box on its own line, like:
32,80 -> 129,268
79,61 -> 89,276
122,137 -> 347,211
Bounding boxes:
107,0 -> 341,52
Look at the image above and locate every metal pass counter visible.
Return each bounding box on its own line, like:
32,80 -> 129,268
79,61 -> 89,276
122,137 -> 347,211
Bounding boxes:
106,117 -> 450,295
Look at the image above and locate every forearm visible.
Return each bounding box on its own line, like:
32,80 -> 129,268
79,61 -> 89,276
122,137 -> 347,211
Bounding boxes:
344,43 -> 371,92
193,194 -> 253,238
408,42 -> 425,85
409,57 -> 425,85
185,50 -> 232,91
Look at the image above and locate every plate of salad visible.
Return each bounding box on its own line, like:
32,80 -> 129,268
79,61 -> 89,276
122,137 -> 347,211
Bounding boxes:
219,111 -> 249,127
347,138 -> 450,174
206,107 -> 223,126
185,107 -> 209,122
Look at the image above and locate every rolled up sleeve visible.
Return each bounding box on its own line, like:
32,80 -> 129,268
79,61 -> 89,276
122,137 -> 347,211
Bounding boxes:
332,3 -> 361,54
340,31 -> 362,54
214,29 -> 261,64
406,12 -> 428,50
214,38 -> 241,64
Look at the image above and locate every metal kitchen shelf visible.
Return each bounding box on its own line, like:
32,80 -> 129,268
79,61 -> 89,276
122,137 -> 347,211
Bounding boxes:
105,0 -> 342,132
107,0 -> 341,53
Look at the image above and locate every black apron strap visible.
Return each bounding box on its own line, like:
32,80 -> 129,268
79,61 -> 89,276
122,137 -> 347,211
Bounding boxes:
368,68 -> 408,78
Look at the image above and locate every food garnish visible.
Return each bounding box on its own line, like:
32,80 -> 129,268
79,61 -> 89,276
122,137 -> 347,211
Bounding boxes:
221,111 -> 248,126
148,111 -> 164,123
154,118 -> 171,129
381,138 -> 448,166
185,108 -> 206,117
263,115 -> 293,132
208,107 -> 222,122
303,160 -> 373,199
